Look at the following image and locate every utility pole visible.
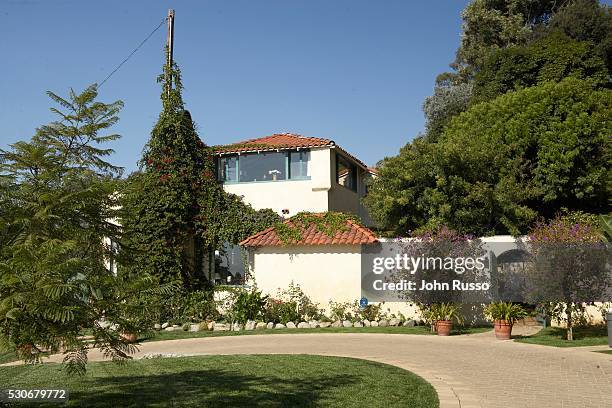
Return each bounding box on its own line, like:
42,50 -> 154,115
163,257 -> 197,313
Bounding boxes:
166,9 -> 175,97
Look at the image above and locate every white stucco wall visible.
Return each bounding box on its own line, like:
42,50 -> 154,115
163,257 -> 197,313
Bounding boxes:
247,245 -> 422,319
222,148 -> 332,217
249,245 -> 362,306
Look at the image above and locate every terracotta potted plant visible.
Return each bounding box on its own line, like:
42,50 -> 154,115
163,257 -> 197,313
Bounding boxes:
120,331 -> 138,343
429,303 -> 463,336
484,302 -> 527,340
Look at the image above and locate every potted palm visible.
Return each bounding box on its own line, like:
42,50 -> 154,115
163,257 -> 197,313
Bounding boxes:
429,303 -> 463,336
484,302 -> 527,340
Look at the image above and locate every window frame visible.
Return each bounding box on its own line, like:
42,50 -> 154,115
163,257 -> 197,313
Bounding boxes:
217,149 -> 311,184
335,153 -> 357,192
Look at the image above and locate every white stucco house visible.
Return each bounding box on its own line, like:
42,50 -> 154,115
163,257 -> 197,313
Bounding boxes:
214,133 -> 375,225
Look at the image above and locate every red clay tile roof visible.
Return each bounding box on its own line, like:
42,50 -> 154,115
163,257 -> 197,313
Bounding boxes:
240,218 -> 378,247
213,133 -> 367,169
214,133 -> 333,153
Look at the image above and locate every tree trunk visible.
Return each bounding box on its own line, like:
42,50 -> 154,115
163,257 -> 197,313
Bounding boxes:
566,306 -> 573,341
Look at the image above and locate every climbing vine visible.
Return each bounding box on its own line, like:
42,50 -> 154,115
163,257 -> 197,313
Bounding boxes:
120,61 -> 279,289
274,212 -> 362,244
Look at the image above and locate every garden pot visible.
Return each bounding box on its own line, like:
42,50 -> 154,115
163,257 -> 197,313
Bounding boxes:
493,320 -> 513,340
121,332 -> 138,343
436,320 -> 452,336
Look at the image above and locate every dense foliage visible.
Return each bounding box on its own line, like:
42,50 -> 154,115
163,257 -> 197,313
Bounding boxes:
0,86 -> 169,373
120,62 -> 280,289
366,0 -> 611,236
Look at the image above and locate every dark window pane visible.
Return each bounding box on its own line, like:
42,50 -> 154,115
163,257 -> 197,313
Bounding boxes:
337,154 -> 356,191
219,156 -> 238,182
239,152 -> 286,182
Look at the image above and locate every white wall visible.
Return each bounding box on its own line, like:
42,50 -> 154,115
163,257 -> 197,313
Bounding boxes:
222,148 -> 332,217
248,244 -> 422,319
249,245 -> 362,306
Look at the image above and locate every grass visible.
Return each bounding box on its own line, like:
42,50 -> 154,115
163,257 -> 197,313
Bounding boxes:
594,350 -> 612,355
0,354 -> 439,407
0,351 -> 18,364
141,325 -> 492,343
514,326 -> 608,347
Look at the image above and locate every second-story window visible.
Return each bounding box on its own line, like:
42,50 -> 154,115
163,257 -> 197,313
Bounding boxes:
240,152 -> 287,182
219,156 -> 238,182
336,154 -> 357,191
218,150 -> 311,183
289,150 -> 310,179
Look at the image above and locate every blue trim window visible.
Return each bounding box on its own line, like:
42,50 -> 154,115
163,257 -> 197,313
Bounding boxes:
219,156 -> 238,182
218,149 -> 310,183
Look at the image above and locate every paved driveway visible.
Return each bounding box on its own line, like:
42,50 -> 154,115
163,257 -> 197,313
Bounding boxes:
11,331 -> 612,408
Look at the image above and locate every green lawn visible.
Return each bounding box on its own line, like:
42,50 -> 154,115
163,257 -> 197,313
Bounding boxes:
142,325 -> 491,342
0,351 -> 18,364
514,326 -> 608,347
0,354 -> 439,407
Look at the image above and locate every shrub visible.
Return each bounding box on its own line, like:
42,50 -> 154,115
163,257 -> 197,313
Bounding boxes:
484,302 -> 527,324
328,301 -> 357,321
359,304 -> 383,321
263,298 -> 299,324
424,303 -> 463,325
284,282 -> 323,320
231,288 -> 268,324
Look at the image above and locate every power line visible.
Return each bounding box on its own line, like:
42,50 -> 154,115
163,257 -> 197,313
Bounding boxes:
98,18 -> 166,88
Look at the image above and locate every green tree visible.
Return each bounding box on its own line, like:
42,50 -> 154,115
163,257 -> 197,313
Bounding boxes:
546,0 -> 612,74
449,0 -> 558,81
366,78 -> 611,236
474,31 -> 609,102
120,62 -> 280,289
0,85 -> 164,374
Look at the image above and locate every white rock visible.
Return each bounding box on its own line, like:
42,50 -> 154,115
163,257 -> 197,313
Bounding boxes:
256,322 -> 267,330
342,320 -> 352,328
353,321 -> 363,327
154,323 -> 161,330
297,322 -> 310,329
403,319 -> 416,327
378,319 -> 389,327
308,320 -> 319,328
286,322 -> 296,329
164,327 -> 175,332
213,323 -> 229,332
207,321 -> 215,331
371,321 -> 379,327
363,320 -> 371,327
172,324 -> 181,328
319,322 -> 331,328
161,322 -> 170,329
245,320 -> 256,331
275,323 -> 286,329
189,324 -> 200,332
266,322 -> 275,329
331,320 -> 342,328
232,323 -> 243,331
389,318 -> 400,327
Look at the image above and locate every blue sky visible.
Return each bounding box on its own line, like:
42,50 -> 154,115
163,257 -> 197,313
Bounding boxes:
0,0 -> 469,172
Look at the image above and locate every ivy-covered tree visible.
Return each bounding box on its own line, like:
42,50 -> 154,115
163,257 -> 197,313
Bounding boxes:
121,62 -> 280,289
0,85 -> 164,374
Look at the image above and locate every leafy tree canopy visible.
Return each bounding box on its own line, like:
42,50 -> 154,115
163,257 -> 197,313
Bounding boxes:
366,78 -> 611,236
0,85 -> 167,374
474,31 -> 609,102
